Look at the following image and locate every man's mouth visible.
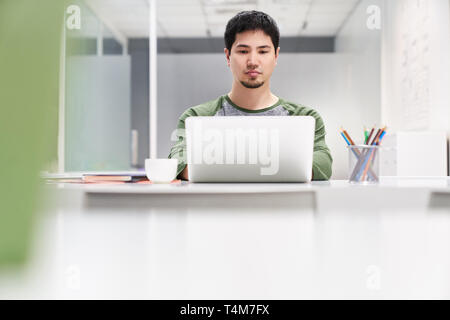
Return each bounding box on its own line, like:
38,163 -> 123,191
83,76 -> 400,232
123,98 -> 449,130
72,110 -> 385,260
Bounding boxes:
246,71 -> 261,77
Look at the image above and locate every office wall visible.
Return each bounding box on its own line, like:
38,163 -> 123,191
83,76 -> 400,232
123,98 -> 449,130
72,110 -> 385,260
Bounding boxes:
381,0 -> 450,133
334,0 -> 383,178
157,54 -> 231,158
335,0 -> 381,124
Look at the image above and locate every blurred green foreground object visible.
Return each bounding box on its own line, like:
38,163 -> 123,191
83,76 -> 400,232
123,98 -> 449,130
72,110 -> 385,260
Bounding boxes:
0,0 -> 65,266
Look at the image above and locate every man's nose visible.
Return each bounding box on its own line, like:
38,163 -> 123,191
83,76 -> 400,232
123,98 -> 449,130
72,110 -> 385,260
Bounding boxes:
247,52 -> 258,67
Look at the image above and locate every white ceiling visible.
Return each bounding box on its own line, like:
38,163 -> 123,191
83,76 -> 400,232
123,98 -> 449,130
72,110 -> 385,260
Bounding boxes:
85,0 -> 360,39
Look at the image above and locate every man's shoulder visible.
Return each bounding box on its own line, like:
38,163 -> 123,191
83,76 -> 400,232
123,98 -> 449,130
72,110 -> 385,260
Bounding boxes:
179,95 -> 225,120
280,99 -> 324,119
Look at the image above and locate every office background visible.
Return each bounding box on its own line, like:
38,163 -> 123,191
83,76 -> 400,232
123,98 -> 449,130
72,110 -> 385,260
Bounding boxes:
62,0 -> 450,179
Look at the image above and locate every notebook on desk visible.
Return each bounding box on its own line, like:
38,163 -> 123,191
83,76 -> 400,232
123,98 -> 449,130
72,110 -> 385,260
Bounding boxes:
185,116 -> 315,183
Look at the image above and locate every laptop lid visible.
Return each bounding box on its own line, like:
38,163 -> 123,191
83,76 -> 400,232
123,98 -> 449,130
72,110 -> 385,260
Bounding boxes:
185,116 -> 315,182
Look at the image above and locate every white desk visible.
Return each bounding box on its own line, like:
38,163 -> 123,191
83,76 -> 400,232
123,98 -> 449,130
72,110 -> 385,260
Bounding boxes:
0,178 -> 449,299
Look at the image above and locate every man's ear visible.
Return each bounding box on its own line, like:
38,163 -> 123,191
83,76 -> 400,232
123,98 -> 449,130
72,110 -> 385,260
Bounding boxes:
224,48 -> 231,67
275,47 -> 280,65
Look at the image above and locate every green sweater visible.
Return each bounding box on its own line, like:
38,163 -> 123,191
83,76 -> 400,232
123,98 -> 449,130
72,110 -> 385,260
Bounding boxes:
168,95 -> 333,180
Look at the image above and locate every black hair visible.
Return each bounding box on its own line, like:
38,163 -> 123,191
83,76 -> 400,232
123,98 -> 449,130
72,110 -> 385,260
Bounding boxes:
224,10 -> 280,55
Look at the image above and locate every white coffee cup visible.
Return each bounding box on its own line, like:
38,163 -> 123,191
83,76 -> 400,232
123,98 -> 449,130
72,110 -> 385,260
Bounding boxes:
145,158 -> 178,183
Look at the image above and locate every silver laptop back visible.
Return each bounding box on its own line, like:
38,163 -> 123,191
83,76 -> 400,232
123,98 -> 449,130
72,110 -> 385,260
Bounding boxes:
185,116 -> 315,182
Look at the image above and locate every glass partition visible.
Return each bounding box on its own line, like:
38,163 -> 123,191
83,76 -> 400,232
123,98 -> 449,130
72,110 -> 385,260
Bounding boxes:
63,0 -> 137,172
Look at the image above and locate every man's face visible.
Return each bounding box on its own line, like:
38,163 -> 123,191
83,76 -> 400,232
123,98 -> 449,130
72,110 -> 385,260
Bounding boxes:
225,29 -> 280,89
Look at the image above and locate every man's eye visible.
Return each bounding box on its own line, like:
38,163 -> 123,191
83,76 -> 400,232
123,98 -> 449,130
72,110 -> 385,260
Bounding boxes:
259,51 -> 268,54
238,50 -> 248,54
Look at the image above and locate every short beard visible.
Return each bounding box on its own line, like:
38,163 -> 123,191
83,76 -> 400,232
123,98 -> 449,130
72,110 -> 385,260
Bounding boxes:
240,80 -> 264,89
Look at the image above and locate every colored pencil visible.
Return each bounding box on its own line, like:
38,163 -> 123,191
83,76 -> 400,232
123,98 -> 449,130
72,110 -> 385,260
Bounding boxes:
342,129 -> 355,145
340,131 -> 351,146
372,126 -> 386,145
364,126 -> 369,144
366,127 -> 375,145
369,128 -> 382,145
378,130 -> 386,143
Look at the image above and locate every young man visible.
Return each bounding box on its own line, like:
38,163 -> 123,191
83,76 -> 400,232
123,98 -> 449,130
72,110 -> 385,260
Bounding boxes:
168,10 -> 332,181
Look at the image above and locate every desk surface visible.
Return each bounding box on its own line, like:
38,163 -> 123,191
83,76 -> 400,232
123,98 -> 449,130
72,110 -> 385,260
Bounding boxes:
52,177 -> 450,194
1,177 -> 450,299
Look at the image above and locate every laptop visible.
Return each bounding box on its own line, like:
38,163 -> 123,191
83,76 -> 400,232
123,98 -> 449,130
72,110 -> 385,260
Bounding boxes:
185,116 -> 315,182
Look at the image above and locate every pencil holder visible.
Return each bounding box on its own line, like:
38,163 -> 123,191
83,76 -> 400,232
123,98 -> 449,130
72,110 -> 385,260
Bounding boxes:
348,145 -> 380,184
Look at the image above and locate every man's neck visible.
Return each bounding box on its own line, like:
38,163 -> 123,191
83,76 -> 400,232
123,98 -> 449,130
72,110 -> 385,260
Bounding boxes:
228,80 -> 278,110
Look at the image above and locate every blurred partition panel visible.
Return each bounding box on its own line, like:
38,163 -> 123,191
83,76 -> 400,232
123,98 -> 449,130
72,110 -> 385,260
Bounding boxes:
0,0 -> 65,266
65,56 -> 131,171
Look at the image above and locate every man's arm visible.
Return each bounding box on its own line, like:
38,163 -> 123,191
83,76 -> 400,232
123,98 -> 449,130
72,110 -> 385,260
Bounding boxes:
312,148 -> 332,180
284,102 -> 332,180
168,97 -> 223,180
310,111 -> 333,180
178,166 -> 189,180
168,108 -> 196,180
